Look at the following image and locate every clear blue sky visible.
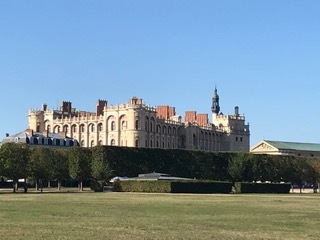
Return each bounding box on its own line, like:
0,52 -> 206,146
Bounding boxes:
1,0 -> 320,148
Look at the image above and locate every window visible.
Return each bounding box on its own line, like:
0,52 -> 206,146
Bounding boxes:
63,125 -> 68,133
157,125 -> 161,133
90,124 -> 95,132
145,117 -> 149,131
90,140 -> 95,147
98,123 -> 103,132
135,120 -> 139,130
135,139 -> 139,147
122,121 -> 126,130
80,125 -> 85,133
71,125 -> 77,133
99,140 -> 103,146
240,137 -> 243,142
236,137 -> 238,141
81,140 -> 85,147
111,121 -> 116,131
111,139 -> 115,146
162,126 -> 166,134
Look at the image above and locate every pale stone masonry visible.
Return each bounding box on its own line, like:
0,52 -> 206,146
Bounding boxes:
28,88 -> 250,152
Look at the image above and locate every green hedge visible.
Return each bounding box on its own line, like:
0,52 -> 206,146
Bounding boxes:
171,181 -> 232,193
113,180 -> 171,193
113,180 -> 232,193
90,179 -> 105,192
235,182 -> 291,194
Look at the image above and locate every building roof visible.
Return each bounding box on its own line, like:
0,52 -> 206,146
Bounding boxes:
0,130 -> 78,147
264,140 -> 320,152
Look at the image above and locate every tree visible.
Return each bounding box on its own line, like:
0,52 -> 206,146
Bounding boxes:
52,149 -> 69,191
30,147 -> 55,192
228,153 -> 253,182
0,142 -> 30,192
68,147 -> 91,191
91,146 -> 112,181
304,157 -> 320,193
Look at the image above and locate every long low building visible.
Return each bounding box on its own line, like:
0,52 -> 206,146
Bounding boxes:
0,129 -> 79,148
250,140 -> 320,157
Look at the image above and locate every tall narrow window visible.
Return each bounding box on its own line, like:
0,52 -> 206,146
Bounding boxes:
111,121 -> 116,131
111,139 -> 115,146
135,120 -> 139,130
135,139 -> 139,147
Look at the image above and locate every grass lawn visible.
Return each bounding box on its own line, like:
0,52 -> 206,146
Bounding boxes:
0,191 -> 319,240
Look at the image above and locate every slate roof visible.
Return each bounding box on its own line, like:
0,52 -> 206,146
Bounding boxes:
265,140 -> 320,152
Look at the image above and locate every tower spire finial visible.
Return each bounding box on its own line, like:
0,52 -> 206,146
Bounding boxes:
211,86 -> 220,114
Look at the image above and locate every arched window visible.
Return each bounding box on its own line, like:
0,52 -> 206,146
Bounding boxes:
121,121 -> 126,130
80,124 -> 85,133
90,124 -> 95,132
47,125 -> 51,133
111,139 -> 115,146
173,127 -> 176,135
156,140 -> 159,148
111,121 -> 116,131
71,125 -> 77,133
150,117 -> 155,133
157,124 -> 161,133
98,123 -> 103,132
81,140 -> 85,147
63,125 -> 68,133
135,120 -> 139,130
54,126 -> 60,133
145,116 -> 149,131
168,126 -> 171,135
90,140 -> 95,147
135,139 -> 139,147
162,126 -> 166,134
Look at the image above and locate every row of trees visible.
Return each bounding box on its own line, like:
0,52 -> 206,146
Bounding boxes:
1,142 -> 320,193
0,143 -> 111,192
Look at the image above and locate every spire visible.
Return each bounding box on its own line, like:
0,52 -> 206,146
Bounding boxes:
211,86 -> 220,114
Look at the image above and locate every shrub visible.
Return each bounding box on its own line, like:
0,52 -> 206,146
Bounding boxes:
113,180 -> 232,193
235,182 -> 291,194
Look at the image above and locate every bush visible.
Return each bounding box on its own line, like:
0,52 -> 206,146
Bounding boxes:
235,182 -> 291,194
113,180 -> 171,193
113,180 -> 232,193
90,179 -> 105,192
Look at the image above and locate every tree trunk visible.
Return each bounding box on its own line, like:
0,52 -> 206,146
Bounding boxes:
79,180 -> 83,191
24,178 -> 28,193
40,179 -> 43,193
58,180 -> 61,191
48,180 -> 51,188
12,180 -> 17,193
35,179 -> 39,191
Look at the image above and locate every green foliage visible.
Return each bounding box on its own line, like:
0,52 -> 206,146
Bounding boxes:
67,147 -> 92,190
113,180 -> 232,193
90,179 -> 105,192
52,149 -> 69,182
0,142 -> 30,191
228,153 -> 253,182
30,147 -> 55,182
234,182 -> 291,194
113,180 -> 172,193
171,181 -> 232,193
91,146 -> 112,181
67,147 -> 91,181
